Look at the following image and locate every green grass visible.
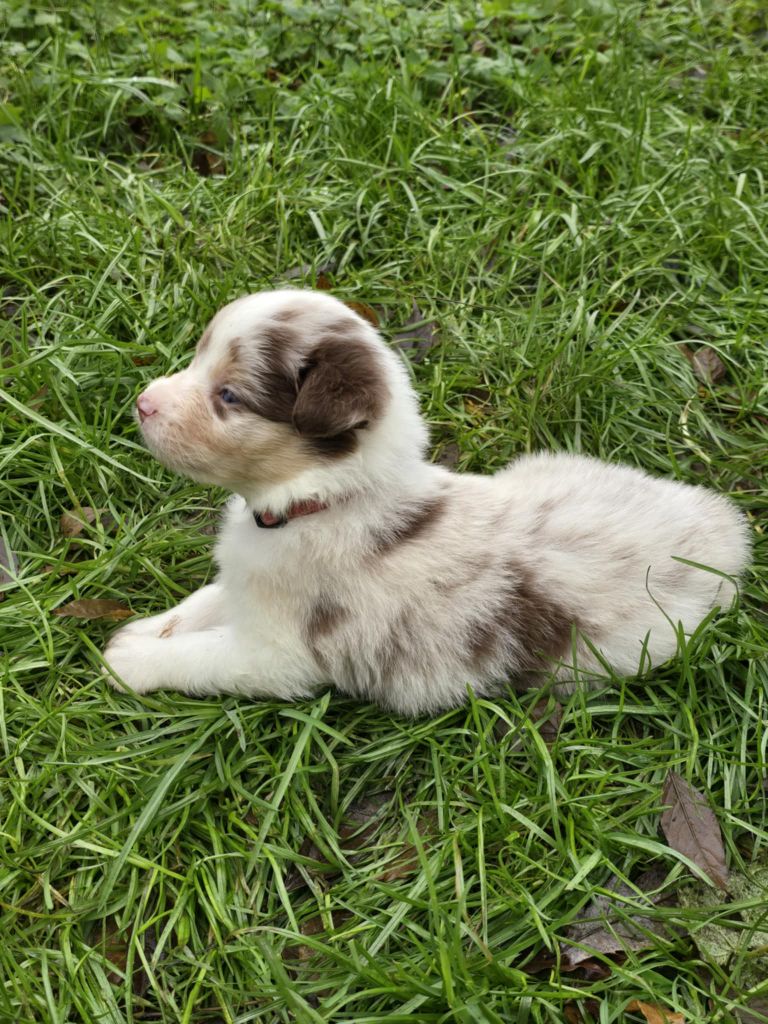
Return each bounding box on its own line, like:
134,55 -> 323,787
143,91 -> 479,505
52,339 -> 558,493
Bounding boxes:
1,1 -> 767,1021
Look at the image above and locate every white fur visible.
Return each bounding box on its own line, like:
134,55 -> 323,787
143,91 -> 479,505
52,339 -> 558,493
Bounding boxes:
105,290 -> 751,715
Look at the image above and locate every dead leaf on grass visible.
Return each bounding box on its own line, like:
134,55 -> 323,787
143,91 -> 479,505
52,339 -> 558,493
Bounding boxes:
660,771 -> 729,890
61,507 -> 116,537
281,261 -> 336,283
101,917 -> 155,997
678,343 -> 727,384
55,599 -> 133,621
282,909 -> 353,964
561,868 -> 673,967
494,698 -> 563,749
734,998 -> 768,1024
523,949 -> 611,980
339,790 -> 395,852
627,999 -> 684,1024
284,791 -> 394,892
345,301 -> 380,328
192,131 -> 226,176
564,999 -> 601,1022
61,506 -> 97,537
531,697 -> 563,747
391,301 -> 441,362
283,793 -> 432,891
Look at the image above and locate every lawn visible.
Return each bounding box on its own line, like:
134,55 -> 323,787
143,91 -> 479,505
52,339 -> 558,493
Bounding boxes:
1,1 -> 767,1021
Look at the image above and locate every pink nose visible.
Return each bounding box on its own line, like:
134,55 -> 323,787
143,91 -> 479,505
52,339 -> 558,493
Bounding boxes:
136,392 -> 158,423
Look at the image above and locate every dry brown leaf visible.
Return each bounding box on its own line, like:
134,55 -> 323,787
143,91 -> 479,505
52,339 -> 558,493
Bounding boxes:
392,301 -> 440,362
678,343 -> 727,384
627,999 -> 684,1024
61,506 -> 97,537
315,272 -> 333,291
561,868 -> 672,967
283,791 -> 395,892
282,909 -> 353,964
734,997 -> 768,1024
523,949 -> 611,980
660,771 -> 728,890
345,301 -> 380,328
564,999 -> 601,1022
101,918 -> 154,996
691,346 -> 727,383
55,599 -> 133,621
339,790 -> 394,852
530,698 -> 563,747
192,131 -> 226,177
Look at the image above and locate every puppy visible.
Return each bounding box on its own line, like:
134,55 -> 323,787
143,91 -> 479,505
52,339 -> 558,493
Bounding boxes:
105,289 -> 750,715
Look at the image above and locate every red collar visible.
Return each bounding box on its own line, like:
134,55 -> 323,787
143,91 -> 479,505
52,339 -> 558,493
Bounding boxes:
253,498 -> 328,529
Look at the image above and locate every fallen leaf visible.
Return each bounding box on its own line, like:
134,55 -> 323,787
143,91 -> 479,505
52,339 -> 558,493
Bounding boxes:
55,599 -> 133,621
345,301 -> 380,328
339,791 -> 395,851
691,347 -> 727,384
678,343 -> 727,384
61,506 -> 97,537
493,699 -> 563,749
315,272 -> 333,291
282,909 -> 353,964
531,697 -> 563,747
391,302 -> 441,362
564,999 -> 601,1021
660,771 -> 729,890
562,869 -> 673,967
192,131 -> 226,177
627,999 -> 684,1024
280,261 -> 335,284
100,917 -> 154,996
523,949 -> 612,979
734,998 -> 768,1024
283,791 -> 394,892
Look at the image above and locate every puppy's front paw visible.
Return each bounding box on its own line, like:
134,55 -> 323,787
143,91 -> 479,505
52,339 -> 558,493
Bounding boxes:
103,634 -> 162,694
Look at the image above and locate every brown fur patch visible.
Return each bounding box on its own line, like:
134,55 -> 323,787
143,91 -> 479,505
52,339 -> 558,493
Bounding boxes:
377,611 -> 417,682
213,326 -> 299,424
210,319 -> 385,460
292,332 -> 388,443
373,498 -> 446,555
306,598 -> 348,670
468,563 -> 576,672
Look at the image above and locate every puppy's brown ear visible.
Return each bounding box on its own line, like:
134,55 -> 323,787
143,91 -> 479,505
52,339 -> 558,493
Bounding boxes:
292,334 -> 387,439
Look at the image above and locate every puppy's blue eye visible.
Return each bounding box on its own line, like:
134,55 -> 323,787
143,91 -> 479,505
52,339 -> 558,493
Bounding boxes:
219,388 -> 240,405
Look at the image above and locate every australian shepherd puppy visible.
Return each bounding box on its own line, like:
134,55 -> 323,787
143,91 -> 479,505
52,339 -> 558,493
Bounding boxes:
104,289 -> 750,715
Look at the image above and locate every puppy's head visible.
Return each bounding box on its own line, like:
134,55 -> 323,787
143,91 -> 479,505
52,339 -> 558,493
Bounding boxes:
136,290 -> 390,490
